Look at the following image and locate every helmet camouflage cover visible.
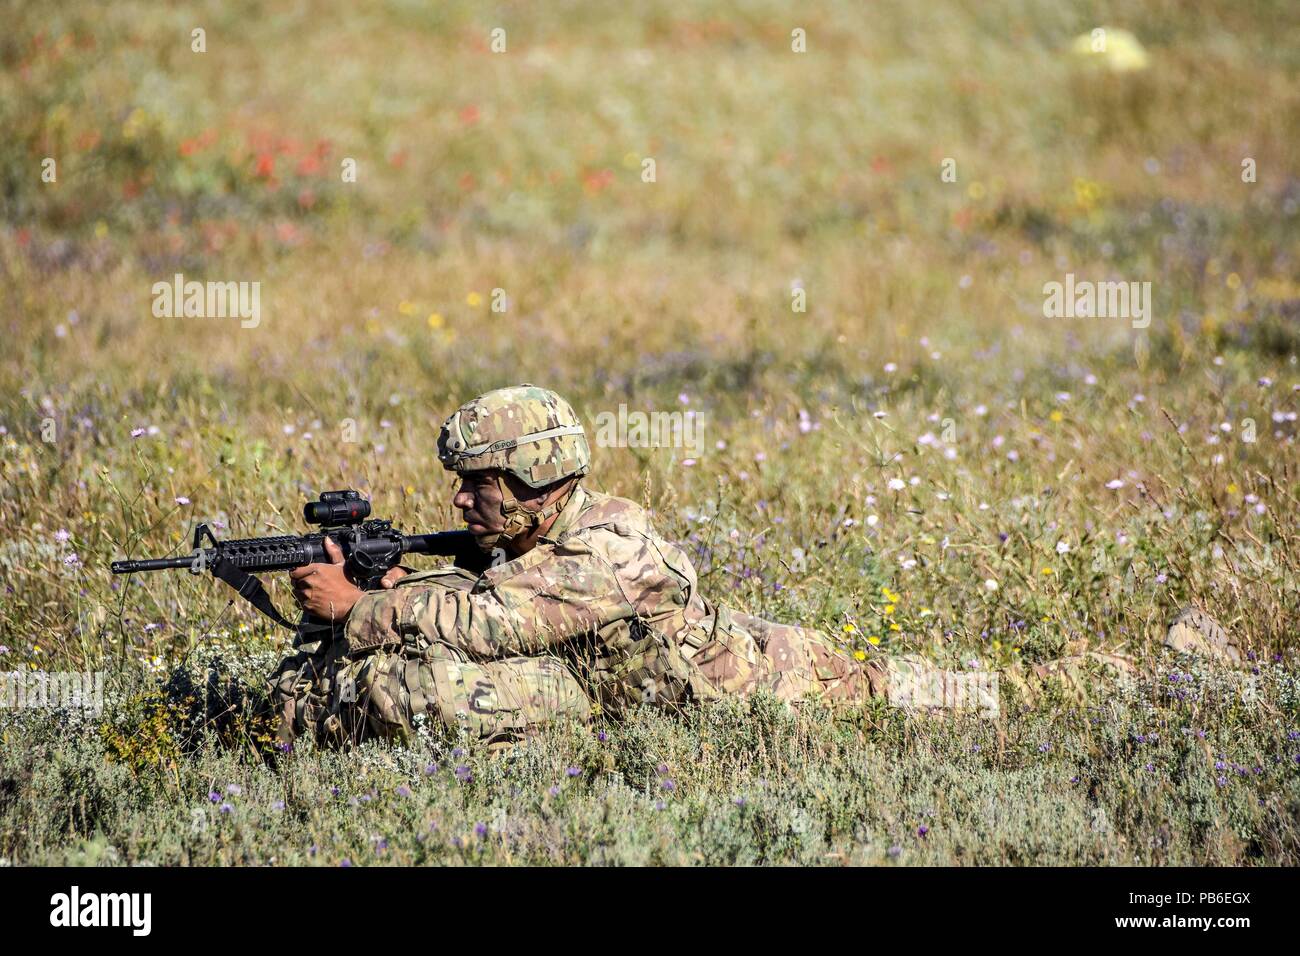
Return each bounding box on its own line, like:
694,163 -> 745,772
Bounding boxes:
438,384 -> 590,489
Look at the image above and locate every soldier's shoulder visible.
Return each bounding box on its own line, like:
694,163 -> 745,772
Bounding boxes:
568,491 -> 656,537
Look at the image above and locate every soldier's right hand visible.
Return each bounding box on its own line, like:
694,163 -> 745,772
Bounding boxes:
380,566 -> 410,589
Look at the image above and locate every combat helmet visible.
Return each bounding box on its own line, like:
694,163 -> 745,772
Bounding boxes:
438,384 -> 589,548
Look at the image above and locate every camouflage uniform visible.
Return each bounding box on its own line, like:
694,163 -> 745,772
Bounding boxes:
267,483 -> 884,747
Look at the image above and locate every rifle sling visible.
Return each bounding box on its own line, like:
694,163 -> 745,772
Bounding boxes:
210,555 -> 296,630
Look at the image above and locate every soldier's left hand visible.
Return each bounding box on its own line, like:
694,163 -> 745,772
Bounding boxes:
289,536 -> 365,621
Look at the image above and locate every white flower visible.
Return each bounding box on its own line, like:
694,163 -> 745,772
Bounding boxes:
866,514 -> 879,527
175,496 -> 190,506
1106,479 -> 1124,489
884,362 -> 898,373
1056,541 -> 1070,555
887,478 -> 906,491
984,579 -> 998,591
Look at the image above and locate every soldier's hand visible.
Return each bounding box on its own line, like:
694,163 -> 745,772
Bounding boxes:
380,566 -> 409,589
289,536 -> 364,621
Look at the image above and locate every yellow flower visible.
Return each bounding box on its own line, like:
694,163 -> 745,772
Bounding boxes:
883,604 -> 895,616
1225,273 -> 1241,290
853,650 -> 867,661
889,623 -> 901,632
404,485 -> 416,495
1049,410 -> 1064,423
1226,483 -> 1239,494
1041,567 -> 1055,575
466,291 -> 483,307
427,312 -> 444,329
94,221 -> 109,239
868,636 -> 880,645
919,608 -> 933,617
398,300 -> 416,316
842,623 -> 857,634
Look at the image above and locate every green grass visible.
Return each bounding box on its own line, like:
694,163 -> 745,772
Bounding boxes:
0,0 -> 1297,864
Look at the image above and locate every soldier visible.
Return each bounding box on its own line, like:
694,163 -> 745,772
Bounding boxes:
266,384 -> 1226,748
266,384 -> 887,747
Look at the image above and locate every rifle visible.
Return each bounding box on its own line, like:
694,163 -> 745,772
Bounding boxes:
111,489 -> 484,629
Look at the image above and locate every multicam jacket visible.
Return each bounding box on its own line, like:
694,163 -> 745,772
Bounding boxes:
342,485 -> 872,715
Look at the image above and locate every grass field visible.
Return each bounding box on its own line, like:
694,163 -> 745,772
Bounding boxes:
1,0 -> 1298,865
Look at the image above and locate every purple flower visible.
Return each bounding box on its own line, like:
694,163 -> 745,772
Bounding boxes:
219,803 -> 233,814
424,763 -> 438,775
340,858 -> 352,867
917,825 -> 929,838
1070,776 -> 1080,784
455,766 -> 471,783
375,838 -> 388,852
657,763 -> 669,775
1135,734 -> 1146,744
597,731 -> 608,742
272,800 -> 285,810
1216,776 -> 1228,786
208,791 -> 220,803
1145,763 -> 1155,772
734,797 -> 747,807
330,786 -> 340,796
547,785 -> 560,797
654,800 -> 666,811
396,786 -> 410,797
226,783 -> 241,795
474,822 -> 487,838
887,845 -> 901,858
1215,760 -> 1226,770
1038,742 -> 1051,752
661,779 -> 676,791
566,766 -> 580,777
452,747 -> 465,758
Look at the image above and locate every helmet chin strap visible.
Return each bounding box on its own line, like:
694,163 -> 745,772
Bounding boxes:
473,477 -> 575,553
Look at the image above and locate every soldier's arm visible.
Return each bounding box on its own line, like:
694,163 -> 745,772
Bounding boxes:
343,528 -> 677,657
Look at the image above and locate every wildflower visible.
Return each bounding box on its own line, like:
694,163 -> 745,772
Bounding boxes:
1105,479 -> 1124,490
219,803 -> 233,814
273,800 -> 285,810
597,730 -> 608,742
853,650 -> 866,661
130,427 -> 146,438
452,747 -> 465,758
1056,541 -> 1070,555
566,766 -> 580,777
63,553 -> 80,566
887,846 -> 901,858
454,766 -> 471,783
226,783 -> 242,795
474,822 -> 488,838
917,825 -> 929,838
733,797 -> 747,807
340,858 -> 352,867
654,800 -> 666,811
984,579 -> 998,591
175,496 -> 190,506
424,763 -> 438,775
887,478 -> 906,491
396,786 -> 410,797
661,779 -> 676,791
466,291 -> 483,307
54,529 -> 70,543
1145,763 -> 1155,772
1038,743 -> 1051,752
208,791 -> 220,803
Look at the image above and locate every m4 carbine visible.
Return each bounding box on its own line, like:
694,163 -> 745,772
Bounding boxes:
111,490 -> 483,628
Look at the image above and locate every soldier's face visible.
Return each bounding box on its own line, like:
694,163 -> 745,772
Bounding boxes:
454,471 -> 507,536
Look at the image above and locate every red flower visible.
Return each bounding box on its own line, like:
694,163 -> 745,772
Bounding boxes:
254,153 -> 275,178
